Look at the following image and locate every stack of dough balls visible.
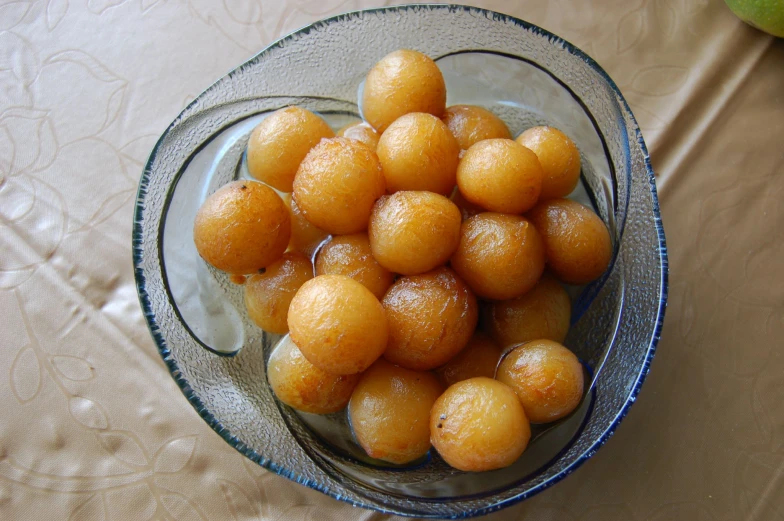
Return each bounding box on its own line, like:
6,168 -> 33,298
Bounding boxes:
192,49 -> 613,472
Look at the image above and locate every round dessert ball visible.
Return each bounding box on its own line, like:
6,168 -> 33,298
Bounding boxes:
247,106 -> 334,192
287,196 -> 329,257
349,359 -> 444,464
496,340 -> 585,423
435,331 -> 502,387
362,49 -> 446,133
337,121 -> 380,150
193,180 -> 290,274
288,274 -> 388,375
315,233 -> 394,300
457,139 -> 544,214
451,213 -> 546,300
268,335 -> 360,414
430,377 -> 530,472
369,191 -> 461,275
382,267 -> 478,371
484,274 -> 571,348
442,105 -> 511,150
516,126 -> 581,199
527,198 -> 612,285
292,137 -> 386,235
376,113 -> 460,195
244,252 -> 313,334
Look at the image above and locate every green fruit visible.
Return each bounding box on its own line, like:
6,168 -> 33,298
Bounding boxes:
725,0 -> 784,37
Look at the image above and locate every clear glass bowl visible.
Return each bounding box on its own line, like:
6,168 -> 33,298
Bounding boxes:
133,5 -> 668,518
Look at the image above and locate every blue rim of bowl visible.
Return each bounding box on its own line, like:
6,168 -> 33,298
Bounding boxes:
132,4 -> 669,518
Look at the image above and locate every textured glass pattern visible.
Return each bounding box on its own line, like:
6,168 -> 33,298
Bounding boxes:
133,5 -> 667,518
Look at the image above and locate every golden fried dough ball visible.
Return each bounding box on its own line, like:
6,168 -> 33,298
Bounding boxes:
484,274 -> 571,348
315,233 -> 394,300
376,113 -> 460,195
451,213 -> 545,300
287,196 -> 329,257
193,180 -> 290,275
435,331 -> 502,387
268,335 -> 360,414
292,137 -> 386,235
382,267 -> 478,371
527,198 -> 612,285
337,121 -> 380,150
368,191 -> 461,275
247,106 -> 334,192
288,274 -> 388,375
516,126 -> 581,199
362,49 -> 446,133
430,377 -> 530,472
456,139 -> 543,214
244,252 -> 313,334
496,340 -> 584,423
349,359 -> 443,464
442,105 -> 511,150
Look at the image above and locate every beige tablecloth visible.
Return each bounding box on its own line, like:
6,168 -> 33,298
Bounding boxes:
2,1 -> 783,519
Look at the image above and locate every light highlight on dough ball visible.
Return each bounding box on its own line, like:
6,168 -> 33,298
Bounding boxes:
376,112 -> 460,196
451,213 -> 545,300
362,49 -> 446,133
382,267 -> 478,371
527,198 -> 612,285
193,180 -> 290,275
268,335 -> 360,414
369,190 -> 461,276
516,126 -> 581,200
288,274 -> 388,375
430,377 -> 530,472
443,104 -> 511,150
483,273 -> 571,348
349,359 -> 443,464
247,106 -> 334,192
315,233 -> 394,300
496,339 -> 585,423
293,137 -> 386,235
244,252 -> 313,334
457,138 -> 543,214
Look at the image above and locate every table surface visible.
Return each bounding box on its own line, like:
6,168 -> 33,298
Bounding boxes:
2,1 -> 782,520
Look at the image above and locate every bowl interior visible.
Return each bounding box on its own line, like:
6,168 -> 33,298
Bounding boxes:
135,5 -> 665,518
